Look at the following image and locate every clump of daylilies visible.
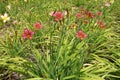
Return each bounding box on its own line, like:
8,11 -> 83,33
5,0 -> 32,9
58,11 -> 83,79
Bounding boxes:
22,7 -> 108,40
76,8 -> 107,28
74,8 -> 107,39
76,9 -> 95,19
22,22 -> 43,40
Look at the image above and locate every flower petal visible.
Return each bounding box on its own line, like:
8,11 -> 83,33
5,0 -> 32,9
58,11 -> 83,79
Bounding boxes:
4,13 -> 8,17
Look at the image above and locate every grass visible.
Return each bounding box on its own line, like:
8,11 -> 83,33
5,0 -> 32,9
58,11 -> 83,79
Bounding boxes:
0,0 -> 120,80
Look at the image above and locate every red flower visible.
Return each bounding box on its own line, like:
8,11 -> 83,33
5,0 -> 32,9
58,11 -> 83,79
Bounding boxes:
22,28 -> 34,40
97,21 -> 106,28
76,30 -> 87,40
53,11 -> 63,22
97,11 -> 102,16
33,22 -> 43,30
76,13 -> 82,19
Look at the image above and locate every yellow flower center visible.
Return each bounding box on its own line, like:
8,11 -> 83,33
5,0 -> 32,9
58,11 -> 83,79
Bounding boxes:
3,16 -> 7,21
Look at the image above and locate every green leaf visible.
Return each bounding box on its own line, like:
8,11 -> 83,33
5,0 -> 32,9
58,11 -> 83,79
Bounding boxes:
26,78 -> 53,80
63,75 -> 76,80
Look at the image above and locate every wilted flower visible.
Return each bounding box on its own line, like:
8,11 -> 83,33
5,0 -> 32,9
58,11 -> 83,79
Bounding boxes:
81,8 -> 86,14
72,7 -> 78,11
22,28 -> 34,40
76,30 -> 87,40
101,6 -> 104,9
76,13 -> 82,19
33,22 -> 43,30
64,11 -> 68,16
105,2 -> 110,7
70,23 -> 78,29
85,11 -> 95,18
49,11 -> 55,16
1,13 -> 10,23
53,11 -> 63,22
13,20 -> 18,25
7,5 -> 11,10
84,20 -> 89,24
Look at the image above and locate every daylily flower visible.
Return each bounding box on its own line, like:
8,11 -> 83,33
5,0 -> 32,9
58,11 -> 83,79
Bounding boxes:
1,13 -> 10,23
33,22 -> 43,30
22,28 -> 34,40
76,13 -> 82,19
97,11 -> 102,16
50,11 -> 67,16
76,30 -> 87,40
97,21 -> 106,28
53,11 -> 63,22
105,2 -> 110,7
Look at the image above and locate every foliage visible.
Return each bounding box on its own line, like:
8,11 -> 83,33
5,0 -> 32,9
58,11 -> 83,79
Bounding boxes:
0,0 -> 120,80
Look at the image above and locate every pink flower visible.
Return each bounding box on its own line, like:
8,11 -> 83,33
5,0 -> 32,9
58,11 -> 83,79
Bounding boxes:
105,2 -> 110,7
97,11 -> 102,16
22,28 -> 34,40
76,30 -> 87,40
76,13 -> 82,19
53,11 -> 63,22
33,22 -> 43,30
